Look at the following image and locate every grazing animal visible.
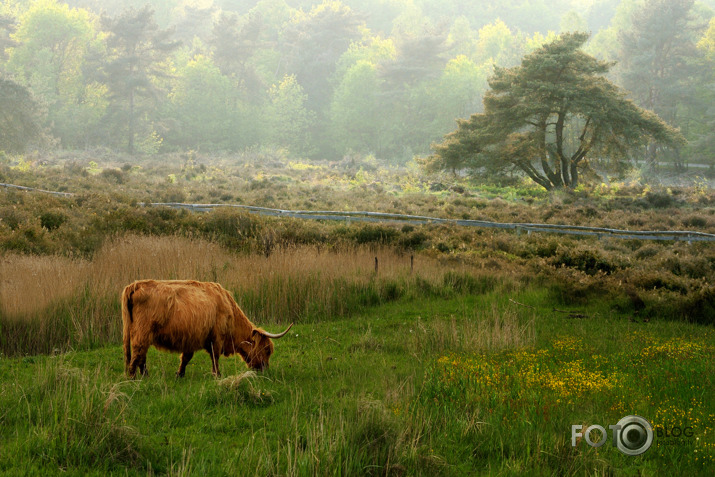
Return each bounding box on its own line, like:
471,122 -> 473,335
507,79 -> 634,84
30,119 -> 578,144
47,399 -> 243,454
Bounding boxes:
121,279 -> 292,378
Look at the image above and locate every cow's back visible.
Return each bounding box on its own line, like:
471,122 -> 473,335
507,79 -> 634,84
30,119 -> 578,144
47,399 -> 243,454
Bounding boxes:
129,280 -> 234,353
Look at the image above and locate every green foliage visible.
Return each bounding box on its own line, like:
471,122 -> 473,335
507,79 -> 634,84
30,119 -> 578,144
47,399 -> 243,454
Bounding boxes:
1,0 -> 710,167
0,78 -> 43,153
433,55 -> 487,131
265,74 -> 316,155
98,5 -> 178,154
6,0 -> 102,148
330,60 -> 384,155
616,0 -> 706,170
430,32 -> 685,190
280,0 -> 362,116
475,19 -> 522,66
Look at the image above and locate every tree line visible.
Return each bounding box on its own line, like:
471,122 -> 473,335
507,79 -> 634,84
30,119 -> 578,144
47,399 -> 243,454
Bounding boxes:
1,0 -> 714,174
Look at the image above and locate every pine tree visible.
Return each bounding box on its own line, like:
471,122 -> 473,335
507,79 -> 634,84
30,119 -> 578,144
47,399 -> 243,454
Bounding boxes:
99,6 -> 178,154
430,33 -> 684,190
617,0 -> 703,169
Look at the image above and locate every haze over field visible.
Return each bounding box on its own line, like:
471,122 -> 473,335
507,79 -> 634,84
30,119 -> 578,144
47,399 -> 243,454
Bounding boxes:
1,0 -> 714,180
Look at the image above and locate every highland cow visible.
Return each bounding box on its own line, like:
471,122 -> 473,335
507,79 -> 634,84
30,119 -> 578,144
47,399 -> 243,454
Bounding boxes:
121,279 -> 292,378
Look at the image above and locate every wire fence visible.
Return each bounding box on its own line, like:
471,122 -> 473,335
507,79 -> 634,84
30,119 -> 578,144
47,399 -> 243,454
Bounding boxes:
3,182 -> 715,243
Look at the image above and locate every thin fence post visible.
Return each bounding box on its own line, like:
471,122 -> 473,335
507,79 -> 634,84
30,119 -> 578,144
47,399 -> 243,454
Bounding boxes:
374,257 -> 378,275
410,254 -> 414,274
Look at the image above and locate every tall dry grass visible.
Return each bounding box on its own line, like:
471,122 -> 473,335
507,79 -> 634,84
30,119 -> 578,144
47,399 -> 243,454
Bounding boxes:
0,253 -> 89,317
411,304 -> 536,354
0,235 -> 496,355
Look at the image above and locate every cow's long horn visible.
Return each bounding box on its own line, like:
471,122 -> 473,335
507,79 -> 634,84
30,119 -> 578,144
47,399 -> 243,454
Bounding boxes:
259,323 -> 293,339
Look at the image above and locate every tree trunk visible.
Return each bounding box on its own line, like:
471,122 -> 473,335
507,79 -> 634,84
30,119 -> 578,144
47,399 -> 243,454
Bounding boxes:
538,120 -> 562,188
645,142 -> 657,171
128,88 -> 135,155
570,161 -> 579,188
555,111 -> 571,186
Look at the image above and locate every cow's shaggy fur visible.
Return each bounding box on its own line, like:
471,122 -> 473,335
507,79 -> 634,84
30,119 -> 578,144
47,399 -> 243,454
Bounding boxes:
121,279 -> 291,378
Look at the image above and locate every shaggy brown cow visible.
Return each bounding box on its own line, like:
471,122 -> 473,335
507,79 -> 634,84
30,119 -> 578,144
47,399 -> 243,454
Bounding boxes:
121,279 -> 292,378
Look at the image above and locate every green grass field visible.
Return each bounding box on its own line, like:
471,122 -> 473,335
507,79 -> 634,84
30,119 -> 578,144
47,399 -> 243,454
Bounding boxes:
2,153 -> 714,475
1,290 -> 712,476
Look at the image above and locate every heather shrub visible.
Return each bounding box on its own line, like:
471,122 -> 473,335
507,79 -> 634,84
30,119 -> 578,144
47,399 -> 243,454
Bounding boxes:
545,268 -> 610,305
634,244 -> 661,260
100,168 -> 125,184
628,269 -> 689,294
39,211 -> 67,231
643,191 -> 676,208
349,224 -> 399,245
682,215 -> 708,228
550,245 -> 619,275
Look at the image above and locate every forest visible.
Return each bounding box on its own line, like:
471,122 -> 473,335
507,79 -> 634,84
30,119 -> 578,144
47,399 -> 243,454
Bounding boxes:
1,0 -> 715,175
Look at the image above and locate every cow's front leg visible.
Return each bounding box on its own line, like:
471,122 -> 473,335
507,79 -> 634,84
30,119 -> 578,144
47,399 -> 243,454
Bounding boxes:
206,343 -> 221,377
177,351 -> 194,378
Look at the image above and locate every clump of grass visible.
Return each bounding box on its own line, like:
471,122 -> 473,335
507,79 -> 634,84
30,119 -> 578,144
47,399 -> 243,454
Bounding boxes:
442,270 -> 499,295
412,304 -> 536,355
215,370 -> 272,405
0,356 -> 145,472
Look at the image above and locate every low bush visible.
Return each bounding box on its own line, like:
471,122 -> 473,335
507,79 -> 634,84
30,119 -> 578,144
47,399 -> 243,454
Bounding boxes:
551,245 -> 620,275
39,211 -> 67,231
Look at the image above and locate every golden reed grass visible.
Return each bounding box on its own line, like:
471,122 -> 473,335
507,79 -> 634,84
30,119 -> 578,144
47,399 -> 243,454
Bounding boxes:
412,303 -> 536,354
1,234 -> 516,355
0,253 -> 89,317
0,234 -> 447,319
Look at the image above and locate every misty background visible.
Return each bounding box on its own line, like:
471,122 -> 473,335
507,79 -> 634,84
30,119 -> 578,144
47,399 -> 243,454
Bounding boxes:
1,0 -> 715,171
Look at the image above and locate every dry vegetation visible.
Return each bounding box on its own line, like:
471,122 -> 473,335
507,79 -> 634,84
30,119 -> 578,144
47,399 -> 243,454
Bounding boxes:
1,235 -> 449,318
1,152 -> 714,356
1,234 -> 512,355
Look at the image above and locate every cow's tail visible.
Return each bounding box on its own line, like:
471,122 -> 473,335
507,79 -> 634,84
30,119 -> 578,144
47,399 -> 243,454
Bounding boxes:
121,283 -> 136,372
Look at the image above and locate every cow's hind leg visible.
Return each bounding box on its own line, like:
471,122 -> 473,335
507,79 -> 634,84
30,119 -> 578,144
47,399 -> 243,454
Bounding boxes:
177,351 -> 194,378
128,344 -> 149,378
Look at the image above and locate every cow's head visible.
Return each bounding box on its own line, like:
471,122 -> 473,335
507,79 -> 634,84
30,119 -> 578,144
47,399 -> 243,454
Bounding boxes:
241,323 -> 293,371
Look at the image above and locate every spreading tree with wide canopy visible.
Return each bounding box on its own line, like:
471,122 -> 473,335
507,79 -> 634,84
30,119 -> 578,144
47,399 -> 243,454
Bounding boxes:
428,32 -> 685,190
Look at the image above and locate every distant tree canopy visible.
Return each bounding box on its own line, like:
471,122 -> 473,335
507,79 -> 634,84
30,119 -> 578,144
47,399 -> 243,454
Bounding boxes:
0,78 -> 43,154
0,0 -> 713,167
427,33 -> 685,190
99,5 -> 179,154
616,0 -> 703,169
0,13 -> 16,62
